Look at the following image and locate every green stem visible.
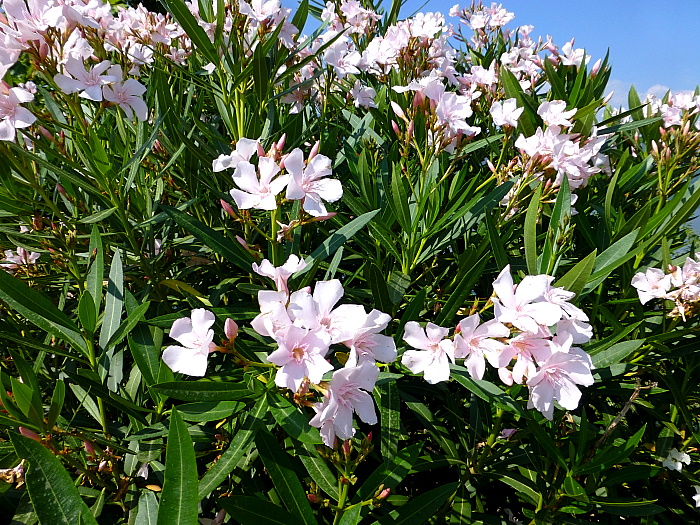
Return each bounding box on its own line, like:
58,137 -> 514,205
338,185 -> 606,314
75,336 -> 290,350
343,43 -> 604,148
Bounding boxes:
473,407 -> 504,474
85,337 -> 110,437
333,479 -> 350,525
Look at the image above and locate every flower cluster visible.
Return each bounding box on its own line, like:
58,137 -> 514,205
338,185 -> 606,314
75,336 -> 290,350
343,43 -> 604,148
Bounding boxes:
251,255 -> 396,446
402,265 -> 594,419
214,138 -> 343,217
632,254 -> 700,319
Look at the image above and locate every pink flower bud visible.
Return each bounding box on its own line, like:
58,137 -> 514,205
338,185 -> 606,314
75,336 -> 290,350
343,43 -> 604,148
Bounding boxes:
224,318 -> 238,341
98,460 -> 108,472
413,91 -> 424,108
407,120 -> 414,139
256,142 -> 266,158
378,488 -> 391,500
342,440 -> 351,457
19,427 -> 41,442
309,141 -> 320,161
221,199 -> 237,218
276,133 -> 286,152
366,431 -> 373,443
391,120 -> 401,137
590,58 -> 602,78
56,184 -> 67,197
83,441 -> 95,456
390,101 -> 407,121
213,509 -> 227,524
307,494 -> 320,504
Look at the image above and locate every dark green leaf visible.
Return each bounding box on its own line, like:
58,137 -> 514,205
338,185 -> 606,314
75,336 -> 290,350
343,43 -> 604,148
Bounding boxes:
218,496 -> 303,525
151,381 -> 252,402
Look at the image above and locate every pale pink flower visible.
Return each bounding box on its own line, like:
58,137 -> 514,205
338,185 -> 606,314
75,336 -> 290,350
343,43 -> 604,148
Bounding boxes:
537,100 -> 576,128
490,98 -> 523,127
343,309 -> 397,367
559,41 -> 588,68
526,350 -> 594,420
692,486 -> 700,507
631,268 -> 672,305
252,254 -> 307,294
285,148 -> 343,217
212,138 -> 260,172
0,87 -> 35,142
267,325 -> 333,391
103,77 -> 148,121
349,80 -> 377,109
497,328 -> 552,385
309,361 -> 379,446
54,58 -> 118,101
1,246 -> 40,269
162,309 -> 217,376
492,265 -> 562,334
239,0 -> 281,23
454,315 -> 509,379
251,290 -> 293,338
401,321 -> 454,384
230,158 -> 288,211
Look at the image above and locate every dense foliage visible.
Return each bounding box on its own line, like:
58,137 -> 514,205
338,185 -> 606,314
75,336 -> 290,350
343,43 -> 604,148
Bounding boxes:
0,0 -> 699,523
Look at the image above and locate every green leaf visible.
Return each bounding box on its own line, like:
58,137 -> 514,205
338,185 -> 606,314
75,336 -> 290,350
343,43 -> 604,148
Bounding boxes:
485,211 -> 508,271
294,441 -> 338,500
99,250 -> 123,349
269,392 -> 322,444
373,382 -> 401,462
451,368 -> 525,416
87,225 -> 104,312
150,381 -> 253,402
255,429 -> 317,525
161,205 -> 255,272
128,324 -> 161,387
0,269 -> 87,354
295,209 -> 380,278
218,496 -> 303,525
134,491 -> 159,525
554,250 -> 597,297
157,409 -> 198,525
105,301 -> 150,350
589,339 -> 645,369
78,291 -> 97,334
47,380 -> 65,431
79,207 -> 117,224
373,482 -> 458,525
593,498 -> 663,516
524,183 -> 543,275
198,395 -> 267,500
338,505 -> 362,525
355,442 -> 423,502
11,432 -> 98,525
177,400 -> 243,422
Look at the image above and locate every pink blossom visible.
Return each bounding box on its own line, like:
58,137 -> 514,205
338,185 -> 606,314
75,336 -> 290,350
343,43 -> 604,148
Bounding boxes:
309,361 -> 379,446
267,325 -> 333,391
162,309 -> 217,376
492,265 -> 563,334
1,246 -> 40,270
526,351 -> 594,420
454,314 -> 509,379
631,268 -> 672,305
251,290 -> 293,338
401,321 -> 454,384
537,100 -> 576,128
497,328 -> 552,385
343,309 -> 397,367
285,148 -> 343,217
0,86 -> 35,142
54,58 -> 118,101
103,77 -> 148,121
349,80 -> 377,109
252,254 -> 307,294
229,157 -> 288,211
212,138 -> 260,172
490,98 -> 523,127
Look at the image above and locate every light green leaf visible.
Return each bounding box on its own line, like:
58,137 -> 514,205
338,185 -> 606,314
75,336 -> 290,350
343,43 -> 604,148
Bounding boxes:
134,491 -> 159,525
99,250 -> 123,350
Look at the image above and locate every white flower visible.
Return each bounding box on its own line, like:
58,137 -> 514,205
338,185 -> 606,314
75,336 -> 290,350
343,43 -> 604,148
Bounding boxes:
162,309 -> 217,376
285,148 -> 343,217
401,321 -> 454,384
662,448 -> 691,471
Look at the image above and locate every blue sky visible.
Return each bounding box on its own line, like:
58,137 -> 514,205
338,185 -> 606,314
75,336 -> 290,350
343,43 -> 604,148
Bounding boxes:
398,0 -> 700,107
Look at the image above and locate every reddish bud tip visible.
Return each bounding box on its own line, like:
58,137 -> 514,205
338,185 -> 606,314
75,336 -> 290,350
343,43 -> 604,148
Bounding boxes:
19,427 -> 41,442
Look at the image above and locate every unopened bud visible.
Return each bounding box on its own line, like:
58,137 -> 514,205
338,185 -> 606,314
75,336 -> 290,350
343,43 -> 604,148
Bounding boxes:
224,318 -> 238,341
590,58 -> 602,78
83,441 -> 95,456
342,440 -> 351,457
378,488 -> 391,500
256,142 -> 266,158
19,427 -> 41,442
407,120 -> 414,139
221,199 -> 237,218
276,133 -> 286,152
390,101 -> 407,121
307,494 -> 320,504
56,183 -> 67,197
413,91 -> 424,108
309,141 -> 320,161
391,120 -> 401,137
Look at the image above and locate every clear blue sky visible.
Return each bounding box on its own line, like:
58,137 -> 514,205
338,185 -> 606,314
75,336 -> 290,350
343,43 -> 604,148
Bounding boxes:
398,0 -> 700,106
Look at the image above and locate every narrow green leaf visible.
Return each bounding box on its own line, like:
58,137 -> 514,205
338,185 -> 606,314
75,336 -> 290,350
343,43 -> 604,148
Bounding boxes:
373,482 -> 458,525
295,210 -> 380,278
0,269 -> 87,354
554,250 -> 597,297
79,207 -> 117,224
218,496 -> 303,525
151,381 -> 252,402
373,382 -> 400,462
78,291 -> 97,334
11,432 -> 98,525
161,205 -> 255,272
157,409 -> 198,525
99,250 -> 123,349
128,324 -> 161,387
451,369 -> 525,416
269,393 -> 322,444
177,400 -> 243,422
485,212 -> 507,271
87,225 -> 104,312
294,441 -> 338,500
524,183 -> 542,275
589,339 -> 645,368
198,395 -> 267,499
47,380 -> 65,431
105,301 -> 150,350
134,491 -> 159,525
338,505 -> 362,525
355,442 -> 423,502
255,429 -> 317,525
